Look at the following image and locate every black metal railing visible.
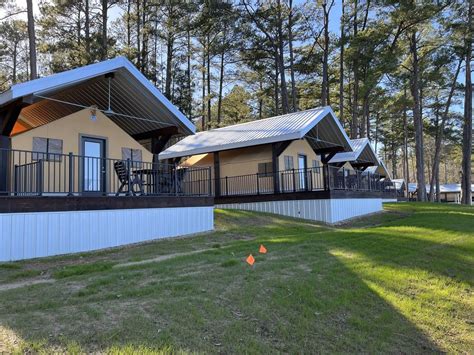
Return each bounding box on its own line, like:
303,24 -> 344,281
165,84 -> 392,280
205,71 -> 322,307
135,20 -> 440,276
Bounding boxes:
0,148 -> 211,197
214,166 -> 396,198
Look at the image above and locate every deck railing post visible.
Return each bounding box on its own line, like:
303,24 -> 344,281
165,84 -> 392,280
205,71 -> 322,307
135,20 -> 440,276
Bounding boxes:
291,168 -> 296,192
37,159 -> 43,196
208,167 -> 212,196
225,176 -> 228,196
68,152 -> 74,196
126,158 -> 132,196
256,174 -> 260,195
174,163 -> 178,196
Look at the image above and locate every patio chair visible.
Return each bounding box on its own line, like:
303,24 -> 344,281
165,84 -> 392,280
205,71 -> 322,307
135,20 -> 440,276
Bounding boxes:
174,168 -> 187,194
114,161 -> 144,196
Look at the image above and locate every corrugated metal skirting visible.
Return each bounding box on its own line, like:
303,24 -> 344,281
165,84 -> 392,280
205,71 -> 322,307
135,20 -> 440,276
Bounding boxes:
0,206 -> 214,262
217,198 -> 382,224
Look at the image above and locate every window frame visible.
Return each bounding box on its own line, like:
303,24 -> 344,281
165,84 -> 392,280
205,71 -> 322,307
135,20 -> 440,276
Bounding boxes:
32,137 -> 63,162
258,162 -> 273,177
283,155 -> 294,170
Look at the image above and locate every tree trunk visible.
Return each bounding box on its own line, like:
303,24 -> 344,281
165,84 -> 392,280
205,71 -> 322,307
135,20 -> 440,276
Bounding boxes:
136,0 -> 141,69
274,53 -> 280,115
360,92 -> 369,138
276,0 -> 289,114
461,0 -> 472,205
26,0 -> 37,80
409,31 -> 426,202
206,33 -> 212,127
12,42 -> 17,83
339,0 -> 345,123
350,0 -> 359,138
141,0 -> 148,72
165,33 -> 174,99
186,29 -> 192,117
101,0 -> 108,60
428,59 -> 462,201
85,0 -> 90,61
288,0 -> 298,112
217,26 -> 227,126
403,87 -> 409,198
321,1 -> 330,106
126,0 -> 131,48
201,42 -> 206,131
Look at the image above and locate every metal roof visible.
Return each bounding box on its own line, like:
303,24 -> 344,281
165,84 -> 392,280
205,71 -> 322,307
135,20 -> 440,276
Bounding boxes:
408,183 -> 474,193
159,106 -> 353,160
0,56 -> 195,136
365,158 -> 391,179
328,138 -> 378,165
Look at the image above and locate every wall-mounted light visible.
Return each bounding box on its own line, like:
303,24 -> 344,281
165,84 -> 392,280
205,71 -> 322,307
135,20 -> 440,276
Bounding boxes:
90,105 -> 98,122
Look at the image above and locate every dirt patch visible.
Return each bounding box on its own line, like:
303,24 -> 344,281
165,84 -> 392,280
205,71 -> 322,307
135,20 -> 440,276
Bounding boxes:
114,248 -> 215,268
0,278 -> 55,292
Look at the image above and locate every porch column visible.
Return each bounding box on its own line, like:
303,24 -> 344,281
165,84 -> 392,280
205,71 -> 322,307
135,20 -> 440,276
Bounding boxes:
271,141 -> 292,194
214,151 -> 221,197
0,99 -> 25,194
271,143 -> 280,194
0,135 -> 10,194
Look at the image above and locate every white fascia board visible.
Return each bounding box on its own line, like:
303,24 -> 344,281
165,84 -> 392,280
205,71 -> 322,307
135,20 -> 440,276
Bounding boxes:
120,58 -> 195,134
0,57 -> 195,134
159,131 -> 302,160
300,106 -> 353,152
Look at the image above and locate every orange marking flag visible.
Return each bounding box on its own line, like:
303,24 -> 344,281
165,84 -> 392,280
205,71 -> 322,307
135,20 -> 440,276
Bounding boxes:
246,254 -> 255,266
259,245 -> 267,254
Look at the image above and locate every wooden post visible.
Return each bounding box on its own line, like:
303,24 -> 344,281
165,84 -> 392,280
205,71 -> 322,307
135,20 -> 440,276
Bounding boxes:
0,135 -> 10,194
214,152 -> 221,197
272,143 -> 280,193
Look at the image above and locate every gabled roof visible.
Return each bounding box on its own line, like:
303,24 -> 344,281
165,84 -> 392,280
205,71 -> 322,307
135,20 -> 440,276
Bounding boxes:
408,183 -> 474,194
0,56 -> 195,136
328,138 -> 378,165
159,106 -> 353,160
365,158 -> 391,179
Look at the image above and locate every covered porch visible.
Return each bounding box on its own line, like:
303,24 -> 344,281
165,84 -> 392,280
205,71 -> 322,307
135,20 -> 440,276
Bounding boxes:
0,57 -> 212,201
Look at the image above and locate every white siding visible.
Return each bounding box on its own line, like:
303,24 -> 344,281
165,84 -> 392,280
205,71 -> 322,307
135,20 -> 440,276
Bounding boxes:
217,198 -> 382,224
0,206 -> 214,262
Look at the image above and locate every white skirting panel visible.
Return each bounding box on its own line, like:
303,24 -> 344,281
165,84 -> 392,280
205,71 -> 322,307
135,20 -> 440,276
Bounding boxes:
382,198 -> 398,203
217,198 -> 382,224
0,207 -> 214,262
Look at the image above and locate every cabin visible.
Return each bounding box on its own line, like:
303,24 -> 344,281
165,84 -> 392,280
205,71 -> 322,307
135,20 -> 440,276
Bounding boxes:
0,57 -> 213,262
160,107 -> 393,223
408,183 -> 474,203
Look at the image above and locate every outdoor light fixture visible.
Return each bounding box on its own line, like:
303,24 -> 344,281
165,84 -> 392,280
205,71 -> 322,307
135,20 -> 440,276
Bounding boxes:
90,105 -> 98,121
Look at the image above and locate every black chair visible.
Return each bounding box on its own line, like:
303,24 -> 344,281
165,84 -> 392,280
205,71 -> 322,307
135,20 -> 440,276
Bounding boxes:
174,168 -> 187,194
114,161 -> 144,196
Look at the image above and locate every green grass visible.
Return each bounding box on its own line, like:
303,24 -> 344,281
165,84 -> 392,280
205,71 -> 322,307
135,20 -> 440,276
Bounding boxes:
0,203 -> 472,354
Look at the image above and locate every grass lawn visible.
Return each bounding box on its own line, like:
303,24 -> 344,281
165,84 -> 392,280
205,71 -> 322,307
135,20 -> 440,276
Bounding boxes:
0,203 -> 472,353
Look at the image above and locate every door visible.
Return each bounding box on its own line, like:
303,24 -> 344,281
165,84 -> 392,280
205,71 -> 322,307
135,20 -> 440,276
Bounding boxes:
298,154 -> 307,190
81,137 -> 106,193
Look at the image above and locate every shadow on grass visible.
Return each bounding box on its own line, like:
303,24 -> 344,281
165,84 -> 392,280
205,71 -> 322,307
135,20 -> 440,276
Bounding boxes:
0,204 -> 470,352
0,234 -> 442,352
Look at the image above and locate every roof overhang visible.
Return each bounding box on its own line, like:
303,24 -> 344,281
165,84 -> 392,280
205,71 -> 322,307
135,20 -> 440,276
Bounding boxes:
328,138 -> 378,167
0,57 -> 195,137
159,106 -> 353,160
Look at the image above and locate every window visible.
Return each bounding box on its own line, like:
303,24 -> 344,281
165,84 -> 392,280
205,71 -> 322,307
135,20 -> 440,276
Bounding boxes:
312,159 -> 321,173
121,148 -> 143,168
284,155 -> 294,170
258,162 -> 273,177
32,137 -> 63,162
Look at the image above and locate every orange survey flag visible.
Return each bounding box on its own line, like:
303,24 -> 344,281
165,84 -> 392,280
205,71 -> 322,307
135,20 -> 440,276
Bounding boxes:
246,254 -> 255,266
259,245 -> 267,254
